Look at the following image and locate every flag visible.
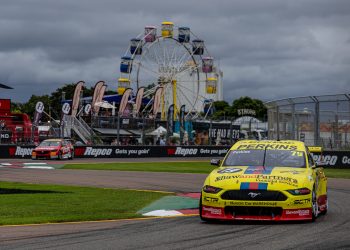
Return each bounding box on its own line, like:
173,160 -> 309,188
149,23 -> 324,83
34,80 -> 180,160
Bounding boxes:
33,101 -> 44,126
71,81 -> 84,117
135,87 -> 145,115
153,87 -> 163,116
92,81 -> 106,115
119,88 -> 132,115
167,104 -> 174,139
179,105 -> 185,143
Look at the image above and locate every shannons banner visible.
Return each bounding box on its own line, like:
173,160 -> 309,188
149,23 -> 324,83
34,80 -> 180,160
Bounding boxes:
0,145 -> 349,168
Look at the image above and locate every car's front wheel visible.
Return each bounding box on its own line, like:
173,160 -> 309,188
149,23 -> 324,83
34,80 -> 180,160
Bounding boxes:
199,195 -> 212,222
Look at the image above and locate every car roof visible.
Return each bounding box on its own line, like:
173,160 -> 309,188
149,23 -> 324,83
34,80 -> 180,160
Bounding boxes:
230,140 -> 306,151
43,139 -> 63,142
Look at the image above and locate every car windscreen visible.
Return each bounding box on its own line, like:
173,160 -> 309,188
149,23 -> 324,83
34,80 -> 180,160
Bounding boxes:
223,149 -> 306,168
39,141 -> 61,147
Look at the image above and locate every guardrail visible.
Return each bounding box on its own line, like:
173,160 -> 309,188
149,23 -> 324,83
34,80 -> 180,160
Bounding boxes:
0,144 -> 349,168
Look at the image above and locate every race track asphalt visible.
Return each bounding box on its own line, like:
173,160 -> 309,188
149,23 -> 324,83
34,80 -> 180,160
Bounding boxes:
0,158 -> 350,250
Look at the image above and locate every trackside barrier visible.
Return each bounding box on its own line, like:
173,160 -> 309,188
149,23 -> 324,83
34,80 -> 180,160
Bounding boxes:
0,145 -> 349,168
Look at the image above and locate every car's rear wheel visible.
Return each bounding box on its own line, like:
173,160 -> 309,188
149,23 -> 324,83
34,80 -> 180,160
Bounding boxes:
58,151 -> 63,160
311,188 -> 319,222
69,151 -> 74,160
320,198 -> 328,215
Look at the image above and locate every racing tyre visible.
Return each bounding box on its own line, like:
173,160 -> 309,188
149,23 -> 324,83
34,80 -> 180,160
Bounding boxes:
69,151 -> 74,160
58,151 -> 63,160
320,198 -> 328,215
311,188 -> 319,222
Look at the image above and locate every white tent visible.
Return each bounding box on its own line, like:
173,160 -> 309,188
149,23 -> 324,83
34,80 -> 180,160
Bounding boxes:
148,126 -> 167,136
94,101 -> 115,109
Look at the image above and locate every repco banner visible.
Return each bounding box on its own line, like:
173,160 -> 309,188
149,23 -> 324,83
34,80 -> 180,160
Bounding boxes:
1,145 -> 36,158
74,146 -> 230,158
0,145 -> 349,168
311,151 -> 350,168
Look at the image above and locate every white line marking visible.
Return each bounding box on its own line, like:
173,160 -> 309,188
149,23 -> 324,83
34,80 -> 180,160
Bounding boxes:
1,163 -> 12,166
24,163 -> 49,165
143,210 -> 183,217
22,166 -> 54,169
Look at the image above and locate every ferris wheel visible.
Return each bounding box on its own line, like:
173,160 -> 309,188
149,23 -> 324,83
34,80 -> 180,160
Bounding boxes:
118,21 -> 218,119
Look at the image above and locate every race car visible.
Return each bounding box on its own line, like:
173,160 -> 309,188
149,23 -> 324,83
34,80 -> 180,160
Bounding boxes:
32,139 -> 74,160
200,140 -> 327,222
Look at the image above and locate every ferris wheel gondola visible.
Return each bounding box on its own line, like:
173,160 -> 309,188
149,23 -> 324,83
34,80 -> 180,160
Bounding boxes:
118,21 -> 218,120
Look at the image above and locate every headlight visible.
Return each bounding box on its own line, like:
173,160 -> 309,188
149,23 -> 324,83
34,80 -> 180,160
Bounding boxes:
203,185 -> 222,194
287,188 -> 311,195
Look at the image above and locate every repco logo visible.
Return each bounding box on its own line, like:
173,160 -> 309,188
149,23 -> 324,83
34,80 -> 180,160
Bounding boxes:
13,147 -> 33,157
313,155 -> 338,166
174,147 -> 198,156
84,147 -> 112,157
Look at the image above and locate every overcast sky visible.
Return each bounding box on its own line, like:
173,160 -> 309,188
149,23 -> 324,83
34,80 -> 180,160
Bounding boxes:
0,0 -> 349,104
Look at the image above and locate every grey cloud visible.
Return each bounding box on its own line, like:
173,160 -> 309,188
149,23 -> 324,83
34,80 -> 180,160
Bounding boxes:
0,0 -> 349,103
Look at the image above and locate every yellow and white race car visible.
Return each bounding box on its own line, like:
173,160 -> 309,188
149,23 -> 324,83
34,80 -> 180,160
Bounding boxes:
200,140 -> 327,222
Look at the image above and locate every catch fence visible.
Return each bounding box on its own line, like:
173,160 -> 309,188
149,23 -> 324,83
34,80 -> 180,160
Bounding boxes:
265,94 -> 350,150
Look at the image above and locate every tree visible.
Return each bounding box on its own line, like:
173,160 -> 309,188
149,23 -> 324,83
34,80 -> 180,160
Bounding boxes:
231,96 -> 267,120
212,101 -> 233,119
21,95 -> 51,119
213,101 -> 229,111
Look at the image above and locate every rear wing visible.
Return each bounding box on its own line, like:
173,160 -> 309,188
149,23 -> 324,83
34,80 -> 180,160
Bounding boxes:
307,146 -> 323,153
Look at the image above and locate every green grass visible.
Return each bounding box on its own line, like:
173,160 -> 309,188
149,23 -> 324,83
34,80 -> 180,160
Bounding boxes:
63,161 -> 350,179
63,161 -> 216,174
324,168 -> 350,179
0,182 -> 168,225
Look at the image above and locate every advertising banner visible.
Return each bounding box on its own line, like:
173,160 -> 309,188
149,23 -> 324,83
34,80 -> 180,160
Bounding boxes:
192,121 -> 240,145
119,88 -> 132,115
92,81 -> 106,115
74,145 -> 230,158
0,143 -> 349,169
33,101 -> 45,126
179,105 -> 185,143
152,87 -> 163,116
71,81 -> 84,117
60,102 -> 71,137
167,104 -> 174,140
135,87 -> 145,115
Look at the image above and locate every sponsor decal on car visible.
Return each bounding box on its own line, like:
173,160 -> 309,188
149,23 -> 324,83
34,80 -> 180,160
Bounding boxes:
217,168 -> 242,174
293,198 -> 311,205
244,166 -> 274,175
202,206 -> 222,215
285,209 -> 310,216
237,143 -> 297,151
240,182 -> 268,190
203,196 -> 219,203
215,175 -> 241,182
227,201 -> 278,206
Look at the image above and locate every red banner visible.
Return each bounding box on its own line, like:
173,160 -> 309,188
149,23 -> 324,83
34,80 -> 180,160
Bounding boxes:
92,81 -> 106,114
153,87 -> 163,116
119,88 -> 132,115
135,87 -> 144,115
71,81 -> 84,117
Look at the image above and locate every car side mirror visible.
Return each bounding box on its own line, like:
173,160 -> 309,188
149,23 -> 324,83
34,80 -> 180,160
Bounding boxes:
210,159 -> 221,166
